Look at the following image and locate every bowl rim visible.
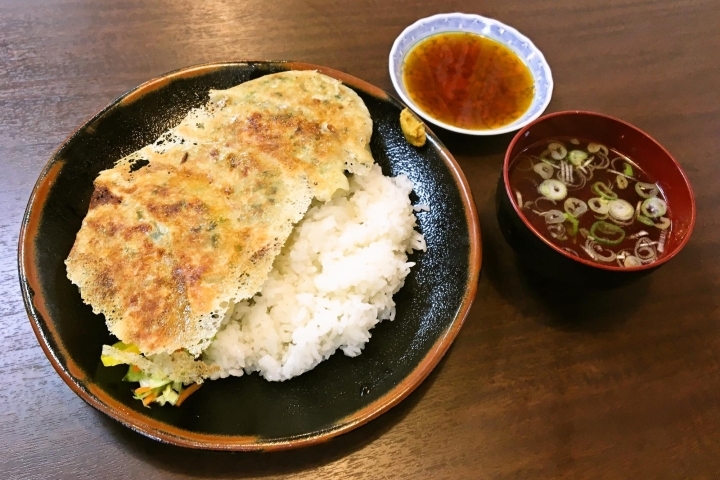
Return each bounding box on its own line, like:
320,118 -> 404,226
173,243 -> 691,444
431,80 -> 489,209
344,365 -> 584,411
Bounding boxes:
388,12 -> 554,136
502,109 -> 696,272
18,60 -> 482,451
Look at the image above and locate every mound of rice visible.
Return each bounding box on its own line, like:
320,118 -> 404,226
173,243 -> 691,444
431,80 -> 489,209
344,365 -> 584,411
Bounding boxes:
203,164 -> 426,381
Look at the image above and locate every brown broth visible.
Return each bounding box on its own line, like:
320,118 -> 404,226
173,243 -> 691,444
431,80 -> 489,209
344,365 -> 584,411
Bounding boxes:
402,32 -> 534,130
508,137 -> 671,267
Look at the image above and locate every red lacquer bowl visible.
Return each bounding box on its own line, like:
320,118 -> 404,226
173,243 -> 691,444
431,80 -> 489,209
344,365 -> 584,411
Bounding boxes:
496,111 -> 695,282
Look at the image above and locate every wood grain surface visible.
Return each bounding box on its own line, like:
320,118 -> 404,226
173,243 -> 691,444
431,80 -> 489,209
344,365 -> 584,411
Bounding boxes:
2,0 -> 720,478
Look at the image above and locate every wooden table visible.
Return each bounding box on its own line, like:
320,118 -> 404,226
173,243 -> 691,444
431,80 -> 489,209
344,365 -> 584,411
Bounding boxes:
2,0 -> 720,478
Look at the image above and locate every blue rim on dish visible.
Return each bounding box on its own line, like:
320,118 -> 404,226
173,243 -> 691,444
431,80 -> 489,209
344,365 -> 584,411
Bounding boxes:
389,13 -> 554,136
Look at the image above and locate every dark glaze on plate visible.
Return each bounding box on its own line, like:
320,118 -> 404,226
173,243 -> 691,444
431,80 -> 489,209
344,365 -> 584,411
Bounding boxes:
18,62 -> 481,451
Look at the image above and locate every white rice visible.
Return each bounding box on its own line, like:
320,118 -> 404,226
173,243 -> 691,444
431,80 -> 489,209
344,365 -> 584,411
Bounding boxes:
203,164 -> 426,381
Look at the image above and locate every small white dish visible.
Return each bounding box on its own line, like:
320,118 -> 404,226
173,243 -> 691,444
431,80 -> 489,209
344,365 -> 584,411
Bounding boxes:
389,13 -> 553,136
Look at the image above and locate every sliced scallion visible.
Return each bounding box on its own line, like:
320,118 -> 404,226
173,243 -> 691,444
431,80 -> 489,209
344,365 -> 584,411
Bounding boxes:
635,237 -> 657,263
564,213 -> 579,236
568,150 -> 588,166
637,214 -> 655,226
608,199 -> 635,221
623,162 -> 634,177
587,143 -> 609,155
538,179 -> 568,200
588,197 -> 609,215
655,217 -> 671,230
564,197 -> 588,217
591,181 -> 618,200
533,162 -> 554,179
544,209 -> 566,224
635,182 -> 659,199
641,197 -> 667,218
548,142 -> 567,160
590,221 -> 626,246
624,255 -> 642,267
616,175 -> 628,189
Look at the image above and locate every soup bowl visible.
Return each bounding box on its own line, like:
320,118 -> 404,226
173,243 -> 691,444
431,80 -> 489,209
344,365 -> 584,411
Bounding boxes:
496,110 -> 696,285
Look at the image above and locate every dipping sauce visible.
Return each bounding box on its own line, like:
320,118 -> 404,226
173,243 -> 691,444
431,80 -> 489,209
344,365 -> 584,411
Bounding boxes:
508,137 -> 671,268
402,32 -> 534,130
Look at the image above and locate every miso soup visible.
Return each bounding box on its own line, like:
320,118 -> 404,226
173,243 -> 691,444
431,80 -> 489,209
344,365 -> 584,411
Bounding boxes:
508,137 -> 671,268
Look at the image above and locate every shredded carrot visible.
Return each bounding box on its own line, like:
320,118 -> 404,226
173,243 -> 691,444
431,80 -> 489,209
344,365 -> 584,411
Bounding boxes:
134,386 -> 153,395
175,383 -> 201,407
142,390 -> 159,406
130,365 -> 141,373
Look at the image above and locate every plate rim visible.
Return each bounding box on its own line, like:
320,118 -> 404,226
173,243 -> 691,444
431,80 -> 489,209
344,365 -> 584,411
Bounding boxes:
18,61 -> 482,451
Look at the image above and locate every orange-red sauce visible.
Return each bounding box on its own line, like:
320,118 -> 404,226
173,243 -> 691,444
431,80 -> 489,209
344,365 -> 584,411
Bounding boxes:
402,32 -> 534,130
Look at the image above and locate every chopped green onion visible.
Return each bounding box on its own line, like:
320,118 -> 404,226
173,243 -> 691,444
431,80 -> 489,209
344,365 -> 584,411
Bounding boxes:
564,197 -> 587,217
656,217 -> 671,230
587,143 -> 609,155
564,213 -> 579,236
637,214 -> 655,226
538,179 -> 567,201
616,175 -> 628,189
608,199 -> 634,221
568,150 -> 588,166
591,182 -> 618,200
624,255 -> 642,267
641,197 -> 667,218
588,197 -> 609,215
635,182 -> 659,199
544,210 -> 566,224
623,162 -> 634,177
635,237 -> 657,263
533,162 -> 554,179
548,142 -> 567,160
590,221 -> 626,246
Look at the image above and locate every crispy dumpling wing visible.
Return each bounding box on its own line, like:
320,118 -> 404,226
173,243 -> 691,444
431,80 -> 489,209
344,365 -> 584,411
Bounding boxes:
65,71 -> 374,357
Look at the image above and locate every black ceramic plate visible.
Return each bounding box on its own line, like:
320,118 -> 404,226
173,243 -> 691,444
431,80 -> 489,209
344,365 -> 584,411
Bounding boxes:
19,62 -> 481,451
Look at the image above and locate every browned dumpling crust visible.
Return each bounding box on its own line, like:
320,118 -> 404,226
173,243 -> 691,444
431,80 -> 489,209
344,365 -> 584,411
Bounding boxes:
66,71 -> 374,357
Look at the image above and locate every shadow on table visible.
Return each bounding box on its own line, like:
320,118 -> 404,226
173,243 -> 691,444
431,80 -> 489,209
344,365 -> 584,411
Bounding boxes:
98,352 -> 446,477
516,263 -> 650,332
431,126 -> 515,159
478,205 -> 652,333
